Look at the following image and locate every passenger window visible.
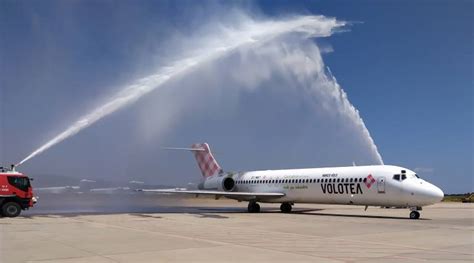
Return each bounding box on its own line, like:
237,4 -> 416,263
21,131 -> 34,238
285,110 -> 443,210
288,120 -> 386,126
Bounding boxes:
363,178 -> 367,183
317,179 -> 320,183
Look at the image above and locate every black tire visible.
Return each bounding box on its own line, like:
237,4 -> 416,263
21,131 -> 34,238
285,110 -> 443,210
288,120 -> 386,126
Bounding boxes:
280,203 -> 292,213
2,202 -> 21,218
247,202 -> 260,213
409,211 -> 420,219
254,203 -> 260,213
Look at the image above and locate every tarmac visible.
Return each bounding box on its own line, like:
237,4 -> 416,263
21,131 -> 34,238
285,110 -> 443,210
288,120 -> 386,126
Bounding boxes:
0,197 -> 473,263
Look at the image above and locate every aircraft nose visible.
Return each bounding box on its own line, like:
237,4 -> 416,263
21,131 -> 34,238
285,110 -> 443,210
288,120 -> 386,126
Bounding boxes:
431,185 -> 444,203
422,183 -> 444,204
415,182 -> 444,205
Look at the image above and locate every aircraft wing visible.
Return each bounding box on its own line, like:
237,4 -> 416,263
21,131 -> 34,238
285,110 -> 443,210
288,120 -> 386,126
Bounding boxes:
139,189 -> 285,200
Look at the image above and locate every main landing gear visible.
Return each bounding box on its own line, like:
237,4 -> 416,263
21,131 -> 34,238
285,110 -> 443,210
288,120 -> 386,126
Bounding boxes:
280,202 -> 292,213
248,201 -> 260,213
247,202 -> 294,213
409,207 -> 422,219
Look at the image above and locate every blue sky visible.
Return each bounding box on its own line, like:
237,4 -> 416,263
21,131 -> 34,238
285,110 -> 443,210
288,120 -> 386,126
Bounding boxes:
0,1 -> 472,193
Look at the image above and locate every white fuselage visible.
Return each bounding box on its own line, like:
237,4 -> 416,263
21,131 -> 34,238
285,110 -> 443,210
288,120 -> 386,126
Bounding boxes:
203,165 -> 444,207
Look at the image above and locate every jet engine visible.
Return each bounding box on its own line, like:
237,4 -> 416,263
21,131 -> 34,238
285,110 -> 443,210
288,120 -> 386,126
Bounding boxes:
199,175 -> 235,192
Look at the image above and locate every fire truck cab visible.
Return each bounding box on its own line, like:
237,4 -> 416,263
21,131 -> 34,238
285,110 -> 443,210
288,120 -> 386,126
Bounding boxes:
0,165 -> 36,217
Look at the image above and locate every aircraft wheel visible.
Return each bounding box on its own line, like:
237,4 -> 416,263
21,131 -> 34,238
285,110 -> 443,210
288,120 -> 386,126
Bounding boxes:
280,202 -> 292,213
2,202 -> 21,217
248,202 -> 260,213
409,211 -> 420,219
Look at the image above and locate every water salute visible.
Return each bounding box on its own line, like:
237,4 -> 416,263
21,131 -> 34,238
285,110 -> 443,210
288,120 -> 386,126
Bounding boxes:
1,1 -> 472,262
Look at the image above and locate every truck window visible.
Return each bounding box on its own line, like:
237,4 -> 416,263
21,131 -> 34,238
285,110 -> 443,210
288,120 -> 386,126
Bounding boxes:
7,176 -> 30,192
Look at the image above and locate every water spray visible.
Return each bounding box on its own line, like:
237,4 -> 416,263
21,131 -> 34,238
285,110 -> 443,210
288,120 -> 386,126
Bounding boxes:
16,15 -> 384,166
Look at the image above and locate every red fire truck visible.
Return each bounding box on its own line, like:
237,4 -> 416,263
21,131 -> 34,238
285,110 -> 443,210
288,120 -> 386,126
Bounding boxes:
0,165 -> 36,217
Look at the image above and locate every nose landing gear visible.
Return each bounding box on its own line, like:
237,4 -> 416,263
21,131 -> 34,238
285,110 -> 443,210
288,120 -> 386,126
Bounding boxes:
409,211 -> 420,219
409,207 -> 422,219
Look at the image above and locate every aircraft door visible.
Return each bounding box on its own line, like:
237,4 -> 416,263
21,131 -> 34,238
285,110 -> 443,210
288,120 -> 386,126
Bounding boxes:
377,177 -> 385,193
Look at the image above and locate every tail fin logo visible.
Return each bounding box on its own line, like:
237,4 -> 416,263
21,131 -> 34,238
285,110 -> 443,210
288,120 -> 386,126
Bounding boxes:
191,143 -> 222,177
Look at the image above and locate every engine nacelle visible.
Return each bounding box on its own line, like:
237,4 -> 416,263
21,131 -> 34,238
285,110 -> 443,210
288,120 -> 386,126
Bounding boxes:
198,175 -> 235,192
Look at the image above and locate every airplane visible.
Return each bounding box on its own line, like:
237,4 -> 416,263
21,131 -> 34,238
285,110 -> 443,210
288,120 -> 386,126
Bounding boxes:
141,143 -> 444,219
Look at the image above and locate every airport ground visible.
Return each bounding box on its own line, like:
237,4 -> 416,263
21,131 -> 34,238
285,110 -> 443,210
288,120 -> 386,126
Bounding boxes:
1,195 -> 473,263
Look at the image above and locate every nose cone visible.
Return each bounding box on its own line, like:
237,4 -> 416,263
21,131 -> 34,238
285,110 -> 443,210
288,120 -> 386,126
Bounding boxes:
412,182 -> 444,205
431,185 -> 444,203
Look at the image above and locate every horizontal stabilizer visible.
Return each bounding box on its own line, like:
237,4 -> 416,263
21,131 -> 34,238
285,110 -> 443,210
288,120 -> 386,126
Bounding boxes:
162,147 -> 205,152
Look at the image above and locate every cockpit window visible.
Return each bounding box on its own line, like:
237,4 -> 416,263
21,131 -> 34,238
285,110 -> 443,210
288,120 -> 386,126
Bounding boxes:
415,174 -> 420,178
393,174 -> 400,181
401,174 -> 407,180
